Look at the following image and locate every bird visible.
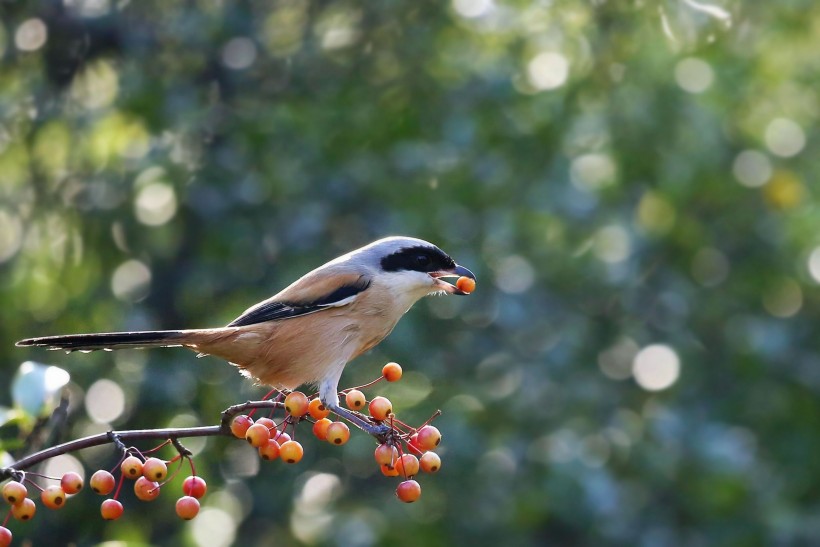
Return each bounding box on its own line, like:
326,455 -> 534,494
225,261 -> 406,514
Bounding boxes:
16,236 -> 476,435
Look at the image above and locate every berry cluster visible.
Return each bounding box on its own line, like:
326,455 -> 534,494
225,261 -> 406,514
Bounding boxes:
228,362 -> 442,503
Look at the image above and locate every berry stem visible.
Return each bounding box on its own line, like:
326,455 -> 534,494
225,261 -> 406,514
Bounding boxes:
113,472 -> 126,501
2,508 -> 10,527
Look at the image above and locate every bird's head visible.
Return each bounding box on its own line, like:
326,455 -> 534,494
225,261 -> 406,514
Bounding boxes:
338,236 -> 476,298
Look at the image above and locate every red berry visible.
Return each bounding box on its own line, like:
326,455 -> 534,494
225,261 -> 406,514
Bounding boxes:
41,485 -> 66,509
345,389 -> 366,410
0,526 -> 11,547
176,496 -> 200,520
2,480 -> 27,505
374,443 -> 398,466
271,430 -> 291,445
258,439 -> 281,461
308,398 -> 330,420
245,423 -> 271,447
284,391 -> 309,417
312,418 -> 332,441
230,415 -> 254,439
456,276 -> 476,294
279,440 -> 304,464
420,451 -> 442,473
142,457 -> 168,482
380,463 -> 399,477
368,396 -> 393,421
182,476 -> 207,499
396,479 -> 421,502
120,455 -> 144,479
11,498 -> 36,521
100,499 -> 124,520
60,471 -> 84,495
134,476 -> 160,501
415,425 -> 442,450
395,454 -> 420,477
90,470 -> 116,495
382,362 -> 403,382
326,422 -> 350,445
408,433 -> 424,454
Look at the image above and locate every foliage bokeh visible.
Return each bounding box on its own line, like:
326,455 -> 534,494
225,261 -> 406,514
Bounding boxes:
2,0 -> 820,545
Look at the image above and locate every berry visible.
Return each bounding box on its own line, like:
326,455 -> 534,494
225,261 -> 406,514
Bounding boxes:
420,451 -> 442,473
41,485 -> 66,509
308,398 -> 330,420
245,423 -> 271,447
255,417 -> 276,429
368,396 -> 393,421
176,496 -> 200,520
382,362 -> 403,382
345,389 -> 366,410
456,276 -> 476,294
142,458 -> 168,482
90,470 -> 116,495
11,498 -> 36,521
134,476 -> 160,501
2,480 -> 27,505
312,418 -> 332,441
416,426 -> 442,450
284,391 -> 309,417
326,422 -> 350,445
120,455 -> 144,479
396,479 -> 421,503
182,476 -> 207,499
230,415 -> 254,439
374,443 -> 398,466
279,440 -> 304,464
0,526 -> 11,547
395,454 -> 420,477
60,471 -> 84,495
258,439 -> 281,461
380,463 -> 399,477
271,430 -> 291,445
408,434 -> 424,454
101,499 -> 124,520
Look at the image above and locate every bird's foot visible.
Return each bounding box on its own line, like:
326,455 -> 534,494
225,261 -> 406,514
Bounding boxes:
328,404 -> 392,440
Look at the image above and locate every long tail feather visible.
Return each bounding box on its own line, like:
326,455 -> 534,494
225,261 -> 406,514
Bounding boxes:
16,330 -> 189,352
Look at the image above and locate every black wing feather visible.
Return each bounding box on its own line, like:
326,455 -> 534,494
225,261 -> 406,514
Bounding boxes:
227,277 -> 371,327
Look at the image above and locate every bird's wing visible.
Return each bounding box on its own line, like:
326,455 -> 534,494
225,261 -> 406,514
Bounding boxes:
227,273 -> 371,327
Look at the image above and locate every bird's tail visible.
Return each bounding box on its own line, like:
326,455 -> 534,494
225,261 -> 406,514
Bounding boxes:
16,330 -> 196,352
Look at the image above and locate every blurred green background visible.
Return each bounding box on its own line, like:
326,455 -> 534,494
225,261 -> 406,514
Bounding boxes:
2,0 -> 819,545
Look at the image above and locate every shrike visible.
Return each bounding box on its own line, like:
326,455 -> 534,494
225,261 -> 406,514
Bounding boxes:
17,236 -> 475,434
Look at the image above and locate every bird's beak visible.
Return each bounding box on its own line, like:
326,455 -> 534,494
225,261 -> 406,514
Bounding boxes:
429,264 -> 476,295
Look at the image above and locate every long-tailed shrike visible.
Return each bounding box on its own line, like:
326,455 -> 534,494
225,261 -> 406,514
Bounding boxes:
17,236 -> 475,435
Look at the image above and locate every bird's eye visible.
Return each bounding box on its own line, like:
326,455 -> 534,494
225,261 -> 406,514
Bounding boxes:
415,254 -> 431,268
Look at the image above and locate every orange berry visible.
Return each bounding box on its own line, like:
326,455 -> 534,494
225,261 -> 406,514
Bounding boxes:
284,391 -> 310,417
271,430 -> 291,445
245,423 -> 271,447
90,470 -> 116,495
2,480 -> 27,505
134,476 -> 160,502
41,485 -> 66,510
382,362 -> 402,382
420,451 -> 441,473
279,440 -> 304,464
368,396 -> 393,421
456,276 -> 476,294
345,389 -> 366,410
176,496 -> 200,520
182,476 -> 207,499
0,526 -> 11,547
142,458 -> 168,482
230,415 -> 254,439
11,498 -> 36,521
100,499 -> 123,520
308,398 -> 330,420
374,443 -> 398,466
326,422 -> 350,445
415,425 -> 442,450
312,418 -> 332,441
255,417 -> 276,429
258,439 -> 281,461
60,471 -> 84,495
120,456 -> 144,479
396,479 -> 421,502
395,454 -> 420,477
380,463 -> 399,477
